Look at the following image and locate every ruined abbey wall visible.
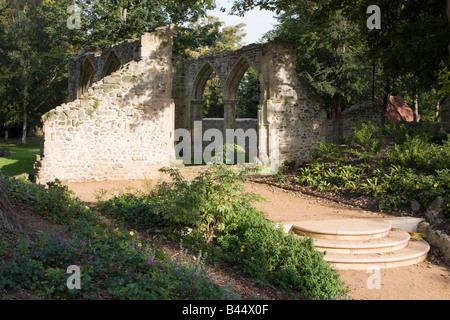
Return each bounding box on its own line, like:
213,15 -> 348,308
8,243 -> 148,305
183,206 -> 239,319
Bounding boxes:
35,25 -> 177,183
35,24 -> 329,183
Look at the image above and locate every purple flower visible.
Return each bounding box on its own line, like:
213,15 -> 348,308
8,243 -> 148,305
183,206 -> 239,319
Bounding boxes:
159,270 -> 163,272
90,255 -> 94,259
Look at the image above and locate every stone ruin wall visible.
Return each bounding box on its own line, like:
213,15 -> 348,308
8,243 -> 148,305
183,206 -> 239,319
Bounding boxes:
35,25 -> 177,183
173,39 -> 328,167
264,41 -> 327,164
35,25 -> 335,183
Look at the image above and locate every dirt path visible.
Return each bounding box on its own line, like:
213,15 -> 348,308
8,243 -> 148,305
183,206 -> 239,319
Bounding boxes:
65,179 -> 450,300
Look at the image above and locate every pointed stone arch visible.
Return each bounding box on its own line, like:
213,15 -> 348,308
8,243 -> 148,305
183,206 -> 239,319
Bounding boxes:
77,58 -> 96,98
224,56 -> 255,101
101,50 -> 122,78
192,62 -> 216,100
222,57 -> 262,130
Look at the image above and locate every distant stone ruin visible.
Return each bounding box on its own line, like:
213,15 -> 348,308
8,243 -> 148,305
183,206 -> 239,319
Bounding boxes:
34,24 -> 396,183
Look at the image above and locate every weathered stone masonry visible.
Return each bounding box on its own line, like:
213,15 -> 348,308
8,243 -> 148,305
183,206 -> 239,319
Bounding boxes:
35,24 -> 332,183
35,25 -> 177,183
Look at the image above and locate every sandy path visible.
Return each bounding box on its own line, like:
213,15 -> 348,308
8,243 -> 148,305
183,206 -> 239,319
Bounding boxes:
65,179 -> 450,300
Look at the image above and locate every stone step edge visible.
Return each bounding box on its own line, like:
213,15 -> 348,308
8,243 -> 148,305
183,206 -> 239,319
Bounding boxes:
323,240 -> 430,270
279,217 -> 425,236
311,229 -> 410,254
290,218 -> 391,236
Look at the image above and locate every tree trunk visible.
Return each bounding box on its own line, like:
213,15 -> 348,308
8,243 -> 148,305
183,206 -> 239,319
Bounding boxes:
413,92 -> 420,122
4,129 -> 8,143
0,179 -> 22,231
22,109 -> 27,145
435,101 -> 440,122
382,78 -> 390,126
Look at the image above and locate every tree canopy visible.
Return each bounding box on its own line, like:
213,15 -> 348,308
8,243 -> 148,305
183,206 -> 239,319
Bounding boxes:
231,0 -> 450,115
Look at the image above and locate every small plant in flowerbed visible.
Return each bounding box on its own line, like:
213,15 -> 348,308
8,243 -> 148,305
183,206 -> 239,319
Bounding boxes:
97,157 -> 348,300
288,121 -> 450,221
0,176 -> 241,300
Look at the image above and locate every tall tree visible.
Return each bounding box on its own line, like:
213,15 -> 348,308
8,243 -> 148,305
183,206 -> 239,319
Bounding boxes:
232,0 -> 450,118
0,0 -> 76,144
272,1 -> 374,109
182,15 -> 246,58
76,0 -> 216,50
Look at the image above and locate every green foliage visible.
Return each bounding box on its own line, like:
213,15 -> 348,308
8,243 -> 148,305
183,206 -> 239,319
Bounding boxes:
291,121 -> 450,219
310,142 -> 346,161
203,72 -> 224,118
378,167 -> 450,217
157,162 -> 262,243
0,254 -> 44,291
3,176 -> 101,226
97,193 -> 169,229
1,175 -> 243,300
385,137 -> 450,174
352,122 -> 381,153
295,161 -> 362,193
269,1 -> 374,108
236,68 -> 260,118
96,161 -> 348,299
217,208 -> 346,299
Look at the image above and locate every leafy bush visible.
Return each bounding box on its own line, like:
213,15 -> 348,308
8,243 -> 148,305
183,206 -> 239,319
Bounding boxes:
98,193 -> 169,229
352,122 -> 381,152
0,255 -> 44,291
2,176 -> 101,226
378,167 -> 450,218
310,142 -> 345,161
385,137 -> 450,174
217,208 -> 346,299
156,164 -> 262,243
1,175 -> 243,300
295,162 -> 362,193
99,163 -> 347,299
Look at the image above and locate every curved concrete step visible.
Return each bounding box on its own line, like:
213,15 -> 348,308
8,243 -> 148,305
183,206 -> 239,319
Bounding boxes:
324,240 -> 430,270
312,229 -> 410,254
292,219 -> 391,241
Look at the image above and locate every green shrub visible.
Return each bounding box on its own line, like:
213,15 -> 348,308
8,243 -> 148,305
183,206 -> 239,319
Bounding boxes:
157,163 -> 262,243
385,137 -> 450,174
295,162 -> 362,193
0,254 -> 44,291
352,122 -> 381,152
379,167 -> 450,218
98,193 -> 169,229
217,209 -> 346,299
310,142 -> 346,161
2,176 -> 101,226
383,122 -> 444,145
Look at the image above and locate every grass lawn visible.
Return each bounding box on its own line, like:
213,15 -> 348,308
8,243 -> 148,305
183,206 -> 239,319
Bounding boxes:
0,137 -> 41,177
